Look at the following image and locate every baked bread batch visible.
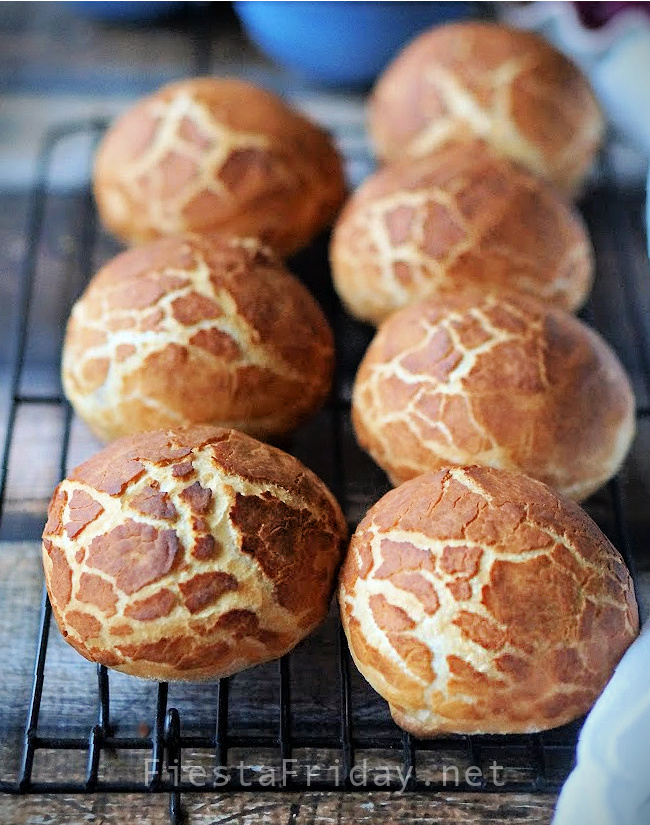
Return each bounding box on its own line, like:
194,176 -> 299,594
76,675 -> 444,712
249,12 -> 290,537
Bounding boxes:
42,426 -> 347,680
369,22 -> 604,197
339,467 -> 638,735
43,19 -> 639,739
62,233 -> 333,441
352,289 -> 635,499
330,142 -> 594,325
94,77 -> 346,256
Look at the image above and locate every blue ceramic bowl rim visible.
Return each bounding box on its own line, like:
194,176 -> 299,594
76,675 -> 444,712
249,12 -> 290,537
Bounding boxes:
233,1 -> 470,85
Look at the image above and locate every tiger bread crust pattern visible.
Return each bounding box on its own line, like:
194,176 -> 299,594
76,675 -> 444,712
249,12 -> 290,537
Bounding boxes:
93,77 -> 346,256
62,233 -> 334,442
352,289 -> 635,501
369,22 -> 604,197
330,143 -> 594,326
339,467 -> 639,736
42,426 -> 347,681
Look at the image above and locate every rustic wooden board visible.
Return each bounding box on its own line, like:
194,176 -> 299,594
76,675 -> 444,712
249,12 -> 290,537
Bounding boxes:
0,790 -> 556,824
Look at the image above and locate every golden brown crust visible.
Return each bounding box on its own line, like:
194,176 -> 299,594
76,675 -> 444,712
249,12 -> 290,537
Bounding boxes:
62,233 -> 334,441
93,77 -> 346,255
339,466 -> 639,735
43,426 -> 347,681
352,290 -> 635,500
369,22 -> 604,196
330,143 -> 593,325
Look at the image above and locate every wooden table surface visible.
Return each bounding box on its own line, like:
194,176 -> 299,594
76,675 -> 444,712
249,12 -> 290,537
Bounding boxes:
1,3 -> 649,824
0,790 -> 556,824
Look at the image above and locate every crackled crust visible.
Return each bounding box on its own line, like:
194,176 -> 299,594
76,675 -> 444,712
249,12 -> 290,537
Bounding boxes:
42,426 -> 347,681
62,233 -> 334,441
339,466 -> 639,736
93,77 -> 346,255
369,22 -> 604,197
330,143 -> 594,325
352,290 -> 635,500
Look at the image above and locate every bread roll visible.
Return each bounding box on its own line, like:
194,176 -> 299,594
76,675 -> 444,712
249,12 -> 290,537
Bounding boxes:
339,466 -> 639,736
352,290 -> 635,500
331,143 -> 593,325
42,426 -> 347,681
62,233 -> 333,442
369,22 -> 604,196
552,623 -> 650,825
93,77 -> 346,256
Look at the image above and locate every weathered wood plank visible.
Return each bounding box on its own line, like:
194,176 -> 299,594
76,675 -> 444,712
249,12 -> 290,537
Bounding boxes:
0,790 -> 556,825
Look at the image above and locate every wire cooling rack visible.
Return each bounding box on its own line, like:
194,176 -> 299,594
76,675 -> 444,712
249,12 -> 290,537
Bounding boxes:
0,119 -> 648,824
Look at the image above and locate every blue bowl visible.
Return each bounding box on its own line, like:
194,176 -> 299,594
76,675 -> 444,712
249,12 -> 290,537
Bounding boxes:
234,1 -> 471,86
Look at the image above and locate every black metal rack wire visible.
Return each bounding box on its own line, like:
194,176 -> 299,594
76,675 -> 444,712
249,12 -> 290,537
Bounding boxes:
0,120 -> 648,825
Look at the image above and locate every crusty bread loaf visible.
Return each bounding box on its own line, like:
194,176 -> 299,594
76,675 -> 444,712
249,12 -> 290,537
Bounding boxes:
42,426 -> 347,681
339,466 -> 639,736
62,233 -> 334,442
331,143 -> 593,325
369,22 -> 604,196
93,77 -> 346,256
352,290 -> 635,500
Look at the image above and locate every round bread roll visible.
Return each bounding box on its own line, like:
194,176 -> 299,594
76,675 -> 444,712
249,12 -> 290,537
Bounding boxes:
339,466 -> 639,736
62,233 -> 334,442
369,22 -> 604,196
330,143 -> 593,325
352,290 -> 635,500
42,425 -> 347,681
93,77 -> 346,256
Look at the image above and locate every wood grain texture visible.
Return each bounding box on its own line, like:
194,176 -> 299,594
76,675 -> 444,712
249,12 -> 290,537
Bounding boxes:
0,790 -> 555,824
